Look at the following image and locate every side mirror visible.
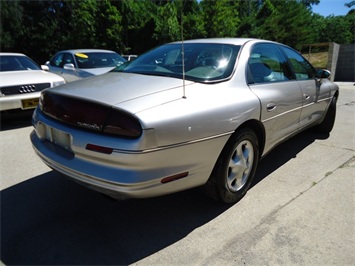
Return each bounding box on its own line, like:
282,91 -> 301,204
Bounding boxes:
63,63 -> 75,70
316,69 -> 331,79
41,65 -> 49,71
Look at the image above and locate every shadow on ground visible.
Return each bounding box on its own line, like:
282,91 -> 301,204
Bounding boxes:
0,129 -> 328,265
0,110 -> 33,131
251,129 -> 329,187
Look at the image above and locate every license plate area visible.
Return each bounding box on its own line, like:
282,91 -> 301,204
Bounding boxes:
21,98 -> 39,109
40,123 -> 72,151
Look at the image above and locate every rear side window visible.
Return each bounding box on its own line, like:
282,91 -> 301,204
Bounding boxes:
281,46 -> 315,80
248,43 -> 293,84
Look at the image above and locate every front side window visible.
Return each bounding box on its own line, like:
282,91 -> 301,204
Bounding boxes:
50,53 -> 64,68
248,43 -> 293,84
281,46 -> 315,80
113,43 -> 241,83
62,53 -> 75,66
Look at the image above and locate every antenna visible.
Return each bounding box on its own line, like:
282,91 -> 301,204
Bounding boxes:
181,2 -> 186,99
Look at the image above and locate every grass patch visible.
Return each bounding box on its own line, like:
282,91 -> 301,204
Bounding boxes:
302,52 -> 328,69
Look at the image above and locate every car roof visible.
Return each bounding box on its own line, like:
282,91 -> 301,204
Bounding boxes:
0,52 -> 26,56
172,38 -> 272,46
56,49 -> 117,54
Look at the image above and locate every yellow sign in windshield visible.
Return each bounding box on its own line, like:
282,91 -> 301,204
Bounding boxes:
75,53 -> 89,59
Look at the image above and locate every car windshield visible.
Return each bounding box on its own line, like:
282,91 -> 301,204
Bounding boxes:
0,55 -> 41,72
112,43 -> 241,83
75,52 -> 126,69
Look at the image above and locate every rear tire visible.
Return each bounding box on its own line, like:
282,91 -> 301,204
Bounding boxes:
316,95 -> 337,133
203,128 -> 259,204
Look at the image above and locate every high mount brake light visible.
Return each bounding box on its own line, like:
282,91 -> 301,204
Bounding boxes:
40,92 -> 142,138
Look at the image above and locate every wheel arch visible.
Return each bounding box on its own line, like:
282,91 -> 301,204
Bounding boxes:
235,119 -> 265,158
333,90 -> 339,103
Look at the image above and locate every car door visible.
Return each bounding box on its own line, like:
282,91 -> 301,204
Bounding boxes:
280,46 -> 331,128
49,53 -> 78,82
59,53 -> 80,82
48,52 -> 64,76
247,43 -> 303,153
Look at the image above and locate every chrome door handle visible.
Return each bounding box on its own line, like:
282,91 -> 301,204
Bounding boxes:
266,103 -> 276,111
304,94 -> 310,99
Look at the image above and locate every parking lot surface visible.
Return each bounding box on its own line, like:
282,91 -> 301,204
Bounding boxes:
1,83 -> 354,265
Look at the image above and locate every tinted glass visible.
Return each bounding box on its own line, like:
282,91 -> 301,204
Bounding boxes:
0,55 -> 41,71
50,53 -> 64,67
75,52 -> 126,69
63,53 -> 75,66
281,46 -> 315,80
113,43 -> 241,83
248,43 -> 293,84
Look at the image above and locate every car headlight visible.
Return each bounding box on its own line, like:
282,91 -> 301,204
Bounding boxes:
52,80 -> 66,87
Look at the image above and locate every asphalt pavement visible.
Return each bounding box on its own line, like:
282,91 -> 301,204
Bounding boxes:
0,82 -> 354,265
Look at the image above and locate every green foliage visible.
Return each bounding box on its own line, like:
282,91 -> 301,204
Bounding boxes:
153,2 -> 180,44
0,0 -> 23,50
252,0 -> 315,49
318,14 -> 354,44
0,0 -> 353,65
201,0 -> 240,37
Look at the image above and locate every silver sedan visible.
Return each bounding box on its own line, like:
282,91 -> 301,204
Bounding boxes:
31,38 -> 339,203
42,49 -> 126,82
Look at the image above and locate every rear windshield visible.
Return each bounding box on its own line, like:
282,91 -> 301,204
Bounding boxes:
75,52 -> 126,69
112,43 -> 240,83
0,55 -> 41,71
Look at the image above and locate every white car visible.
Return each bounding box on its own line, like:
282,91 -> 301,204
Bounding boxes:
0,53 -> 65,112
42,49 -> 126,82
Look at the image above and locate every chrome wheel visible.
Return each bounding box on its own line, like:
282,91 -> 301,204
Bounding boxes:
203,128 -> 259,204
227,140 -> 254,192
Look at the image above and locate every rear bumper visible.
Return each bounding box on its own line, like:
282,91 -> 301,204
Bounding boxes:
30,127 -> 228,199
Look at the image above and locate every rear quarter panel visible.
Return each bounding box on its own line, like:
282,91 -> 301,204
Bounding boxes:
133,81 -> 261,147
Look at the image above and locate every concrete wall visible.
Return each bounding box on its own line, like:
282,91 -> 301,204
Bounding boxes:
327,43 -> 340,81
334,44 -> 355,82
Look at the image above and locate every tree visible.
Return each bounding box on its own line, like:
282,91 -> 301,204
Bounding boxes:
10,1 -> 65,63
300,0 -> 320,9
175,0 -> 206,40
200,0 -> 240,38
318,15 -> 354,44
95,1 -> 124,51
114,0 -> 157,54
252,0 -> 315,49
236,0 -> 261,37
345,1 -> 355,9
153,1 -> 180,44
0,0 -> 23,51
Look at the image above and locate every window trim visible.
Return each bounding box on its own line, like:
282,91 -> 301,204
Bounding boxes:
246,43 -> 295,85
278,44 -> 316,81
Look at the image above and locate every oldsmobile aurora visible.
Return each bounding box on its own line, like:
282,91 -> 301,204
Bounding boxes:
31,39 -> 339,203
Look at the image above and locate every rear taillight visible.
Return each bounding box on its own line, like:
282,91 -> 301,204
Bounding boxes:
103,109 -> 142,138
40,91 -> 142,138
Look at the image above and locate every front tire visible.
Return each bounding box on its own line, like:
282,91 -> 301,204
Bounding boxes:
203,128 -> 260,204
